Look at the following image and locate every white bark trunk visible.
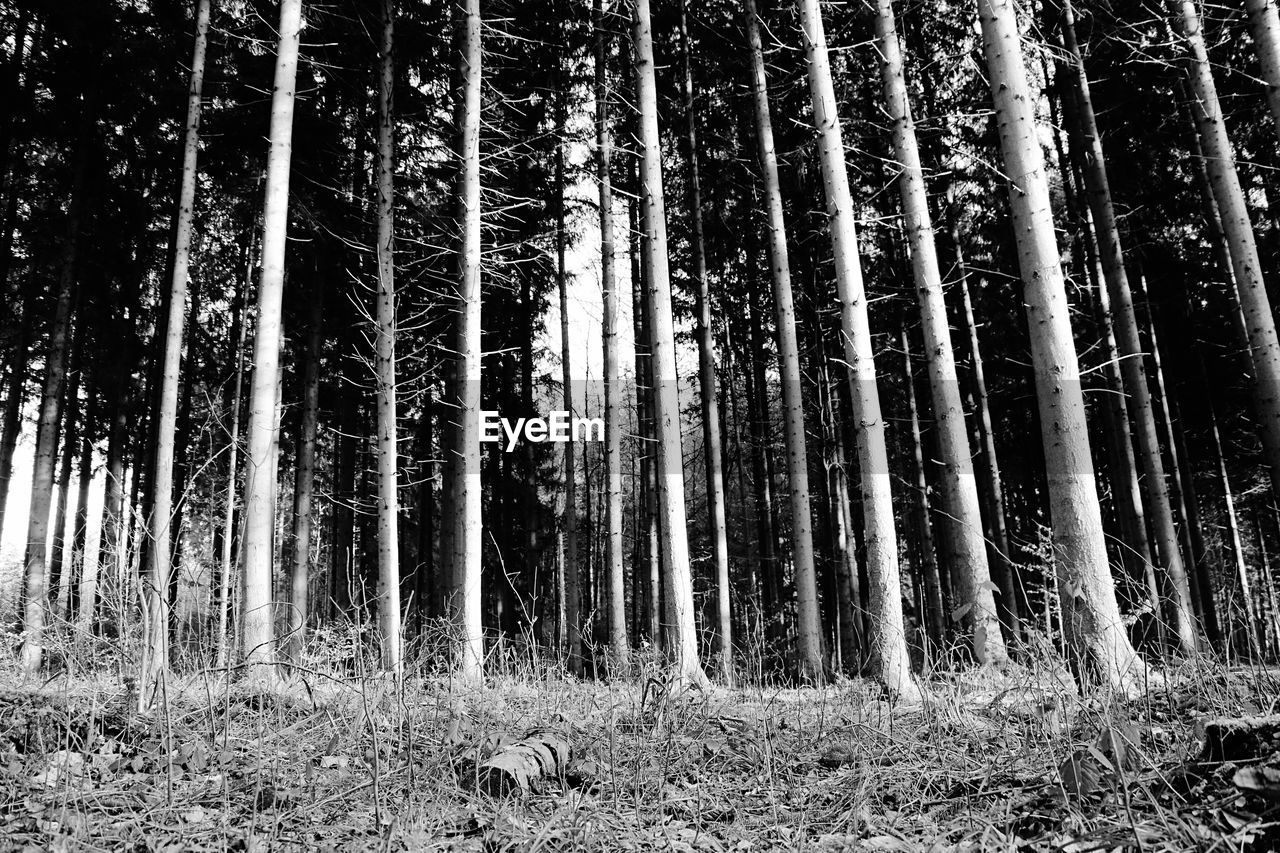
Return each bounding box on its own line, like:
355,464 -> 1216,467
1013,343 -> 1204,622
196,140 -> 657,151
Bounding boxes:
978,0 -> 1143,689
374,0 -> 402,677
633,0 -> 706,688
1245,0 -> 1280,140
451,0 -> 484,681
143,0 -> 211,689
796,0 -> 917,698
875,0 -> 1005,665
241,0 -> 302,669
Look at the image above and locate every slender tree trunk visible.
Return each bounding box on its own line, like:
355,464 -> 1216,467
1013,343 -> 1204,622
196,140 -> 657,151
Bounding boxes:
48,350 -> 82,614
744,0 -> 821,681
144,0 -> 211,689
19,101 -> 91,674
67,396 -> 96,622
1170,0 -> 1280,509
373,0 -> 402,676
876,0 -> 1004,664
285,282 -> 322,664
1261,508 -> 1280,655
451,0 -> 484,680
0,321 -> 30,547
903,328 -> 946,657
95,400 -> 128,633
596,0 -> 628,672
1061,0 -> 1197,655
978,0 -> 1144,689
678,0 -> 732,682
1246,0 -> 1280,141
216,267 -> 249,668
1208,404 -> 1263,659
553,61 -> 580,674
241,0 -> 302,669
796,0 -> 916,696
633,0 -> 706,687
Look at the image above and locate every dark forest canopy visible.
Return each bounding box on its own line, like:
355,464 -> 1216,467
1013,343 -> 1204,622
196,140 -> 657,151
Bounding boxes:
1,0 -> 1280,698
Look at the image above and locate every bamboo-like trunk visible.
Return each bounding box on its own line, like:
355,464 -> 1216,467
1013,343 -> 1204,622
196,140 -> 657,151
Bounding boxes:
876,0 -> 1004,664
240,0 -> 302,670
797,0 -> 915,696
678,0 -> 732,683
633,0 -> 706,687
451,0 -> 484,680
373,0 -> 402,677
978,0 -> 1143,688
596,0 -> 628,672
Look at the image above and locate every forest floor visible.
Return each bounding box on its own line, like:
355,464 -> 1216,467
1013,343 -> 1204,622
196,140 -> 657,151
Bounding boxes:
1,637 -> 1278,852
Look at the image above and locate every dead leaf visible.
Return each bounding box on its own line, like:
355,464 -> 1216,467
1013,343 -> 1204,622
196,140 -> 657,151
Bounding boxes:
1233,764 -> 1280,799
1058,749 -> 1103,800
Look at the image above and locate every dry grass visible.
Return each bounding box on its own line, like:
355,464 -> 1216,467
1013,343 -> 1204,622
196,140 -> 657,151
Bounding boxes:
1,627 -> 1278,851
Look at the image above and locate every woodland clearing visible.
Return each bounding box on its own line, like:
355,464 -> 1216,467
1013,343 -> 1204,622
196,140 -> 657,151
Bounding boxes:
1,631 -> 1277,852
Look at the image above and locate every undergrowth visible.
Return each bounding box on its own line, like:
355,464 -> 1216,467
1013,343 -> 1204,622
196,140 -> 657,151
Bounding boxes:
1,624 -> 1278,851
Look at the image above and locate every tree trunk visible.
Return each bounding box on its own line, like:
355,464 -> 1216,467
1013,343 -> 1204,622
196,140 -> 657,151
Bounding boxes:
216,261 -> 249,668
144,0 -> 211,689
1170,0 -> 1280,509
241,0 -> 302,669
744,0 -> 821,681
1246,0 -> 1280,141
903,328 -> 946,657
633,0 -> 706,687
553,59 -> 580,674
285,278 -> 322,665
978,0 -> 1144,689
373,0 -> 403,677
796,0 -> 916,697
0,320 -> 30,548
679,0 -> 732,682
450,0 -> 484,680
18,98 -> 91,674
1061,0 -> 1197,655
876,0 -> 1004,664
67,396 -> 96,622
596,0 -> 628,673
48,348 -> 82,614
1208,404 -> 1262,659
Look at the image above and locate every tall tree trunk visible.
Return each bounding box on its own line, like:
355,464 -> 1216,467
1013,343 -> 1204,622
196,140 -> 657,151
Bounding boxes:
903,327 -> 946,657
1170,0 -> 1280,509
48,347 -> 82,614
67,395 -> 96,622
18,95 -> 92,674
744,0 -> 821,681
1208,404 -> 1262,659
1245,0 -> 1280,141
285,279 -> 322,665
978,0 -> 1143,688
554,60 -> 580,674
876,0 -> 1004,664
1061,0 -> 1197,655
596,0 -> 628,672
679,0 -> 732,682
216,262 -> 249,668
796,0 -> 916,696
633,0 -> 705,687
374,0 -> 402,676
144,0 -> 211,689
0,319 -> 30,546
95,398 -> 128,633
241,0 -> 302,669
450,0 -> 484,680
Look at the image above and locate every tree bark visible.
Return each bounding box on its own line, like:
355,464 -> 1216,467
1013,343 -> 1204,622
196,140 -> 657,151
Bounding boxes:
876,0 -> 1004,664
902,328 -> 946,657
978,0 -> 1144,689
633,0 -> 706,688
796,0 -> 916,696
285,277 -> 322,665
450,0 -> 484,680
373,0 -> 403,677
241,0 -> 302,669
216,254 -> 249,668
596,0 -> 628,673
